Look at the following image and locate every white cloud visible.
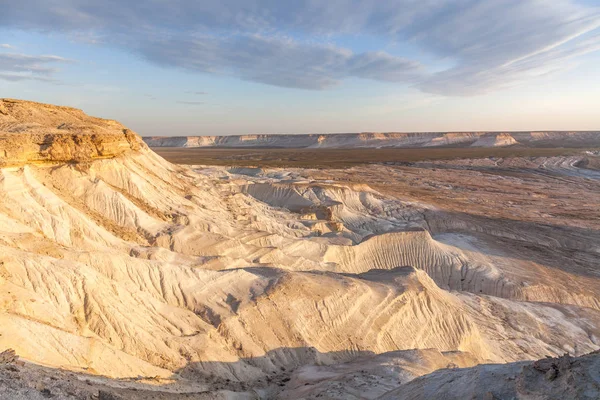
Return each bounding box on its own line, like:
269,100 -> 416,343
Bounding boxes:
0,53 -> 71,82
138,35 -> 425,90
177,101 -> 204,105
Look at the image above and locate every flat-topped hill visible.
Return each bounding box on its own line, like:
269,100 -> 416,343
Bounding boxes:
144,131 -> 600,149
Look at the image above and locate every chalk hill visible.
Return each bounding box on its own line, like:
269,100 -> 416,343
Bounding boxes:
1,99 -> 599,398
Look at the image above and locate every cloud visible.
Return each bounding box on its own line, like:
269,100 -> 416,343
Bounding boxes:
0,72 -> 56,82
410,0 -> 600,95
1,0 -> 599,94
177,101 -> 204,105
420,32 -> 600,95
186,91 -> 208,95
0,53 -> 71,82
0,44 -> 14,49
138,34 -> 424,90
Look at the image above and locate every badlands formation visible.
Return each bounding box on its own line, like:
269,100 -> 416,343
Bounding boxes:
143,131 -> 600,149
0,98 -> 599,399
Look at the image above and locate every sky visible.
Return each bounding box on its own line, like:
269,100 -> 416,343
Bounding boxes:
1,0 -> 599,136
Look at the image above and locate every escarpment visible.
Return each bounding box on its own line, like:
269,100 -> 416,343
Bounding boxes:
143,131 -> 600,149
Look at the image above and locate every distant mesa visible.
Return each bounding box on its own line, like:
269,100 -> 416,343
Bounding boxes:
143,131 -> 600,149
470,132 -> 518,147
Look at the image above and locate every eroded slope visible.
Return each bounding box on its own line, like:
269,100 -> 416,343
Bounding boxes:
0,99 -> 599,398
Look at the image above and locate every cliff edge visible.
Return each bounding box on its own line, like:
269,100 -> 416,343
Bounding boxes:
0,99 -> 143,167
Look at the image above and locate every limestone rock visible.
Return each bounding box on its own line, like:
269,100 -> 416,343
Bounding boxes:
0,98 -> 144,167
0,349 -> 17,364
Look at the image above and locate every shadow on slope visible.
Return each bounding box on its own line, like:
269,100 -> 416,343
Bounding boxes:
5,347 -> 598,400
424,210 -> 600,279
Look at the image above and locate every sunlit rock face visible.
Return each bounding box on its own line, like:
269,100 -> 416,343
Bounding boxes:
0,99 -> 143,166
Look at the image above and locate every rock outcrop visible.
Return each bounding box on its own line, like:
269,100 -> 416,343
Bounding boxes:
470,132 -> 518,147
380,351 -> 600,400
0,99 -> 143,167
1,98 -> 600,398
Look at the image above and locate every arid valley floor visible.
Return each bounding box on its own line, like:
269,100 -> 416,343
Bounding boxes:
1,99 -> 600,399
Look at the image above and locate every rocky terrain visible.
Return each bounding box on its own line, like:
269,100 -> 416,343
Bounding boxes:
143,131 -> 600,149
1,98 -> 600,399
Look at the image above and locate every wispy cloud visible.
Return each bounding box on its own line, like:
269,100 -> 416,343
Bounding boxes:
0,44 -> 14,49
176,100 -> 204,105
0,0 -> 599,94
0,53 -> 71,82
139,34 -> 424,90
0,72 -> 56,82
186,91 -> 208,95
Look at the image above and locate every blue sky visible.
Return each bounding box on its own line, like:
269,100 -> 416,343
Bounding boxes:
1,0 -> 599,136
